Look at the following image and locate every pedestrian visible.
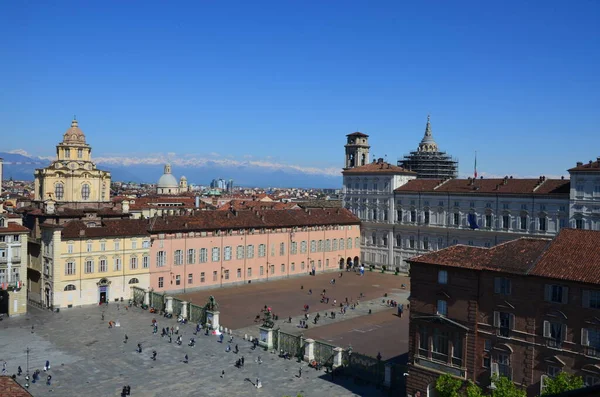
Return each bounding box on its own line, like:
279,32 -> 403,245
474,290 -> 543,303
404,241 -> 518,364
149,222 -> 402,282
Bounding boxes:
226,344 -> 231,352
17,366 -> 22,376
234,344 -> 239,354
256,377 -> 262,388
298,366 -> 302,378
126,385 -> 131,396
169,335 -> 172,343
184,354 -> 188,364
44,360 -> 50,371
121,386 -> 127,397
2,361 -> 6,375
124,334 -> 128,343
101,312 -> 105,321
137,343 -> 142,353
152,350 -> 157,361
221,370 -> 225,378
219,334 -> 224,343
377,352 -> 382,361
31,325 -> 35,334
46,374 -> 52,386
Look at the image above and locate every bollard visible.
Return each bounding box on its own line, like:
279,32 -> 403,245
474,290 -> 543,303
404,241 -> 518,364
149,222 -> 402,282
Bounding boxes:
244,334 -> 248,340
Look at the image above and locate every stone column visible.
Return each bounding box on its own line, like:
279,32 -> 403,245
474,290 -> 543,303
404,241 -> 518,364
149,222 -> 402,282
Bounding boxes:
165,296 -> 173,314
181,301 -> 188,319
206,310 -> 220,330
143,290 -> 150,306
333,347 -> 344,368
303,338 -> 315,362
258,326 -> 273,350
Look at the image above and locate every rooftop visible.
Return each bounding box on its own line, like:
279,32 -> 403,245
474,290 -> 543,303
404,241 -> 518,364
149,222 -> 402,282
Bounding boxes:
395,177 -> 570,195
568,157 -> 600,172
409,229 -> 600,285
343,159 -> 415,175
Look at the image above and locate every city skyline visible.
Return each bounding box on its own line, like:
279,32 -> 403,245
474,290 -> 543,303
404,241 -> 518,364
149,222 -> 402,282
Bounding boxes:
1,1 -> 599,180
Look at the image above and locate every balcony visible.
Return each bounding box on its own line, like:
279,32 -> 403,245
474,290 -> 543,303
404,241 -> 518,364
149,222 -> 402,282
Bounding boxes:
496,327 -> 510,338
585,347 -> 599,357
414,353 -> 466,378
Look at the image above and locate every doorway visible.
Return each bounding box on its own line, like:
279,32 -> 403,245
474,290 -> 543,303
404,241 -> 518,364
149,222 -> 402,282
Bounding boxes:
45,286 -> 51,308
99,286 -> 108,304
0,290 -> 8,314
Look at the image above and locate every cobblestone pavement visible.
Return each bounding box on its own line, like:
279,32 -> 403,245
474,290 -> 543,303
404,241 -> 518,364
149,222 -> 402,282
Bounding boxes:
177,270 -> 410,331
0,303 -> 389,397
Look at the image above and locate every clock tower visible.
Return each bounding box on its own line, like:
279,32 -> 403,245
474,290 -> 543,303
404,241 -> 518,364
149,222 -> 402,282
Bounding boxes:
34,118 -> 111,203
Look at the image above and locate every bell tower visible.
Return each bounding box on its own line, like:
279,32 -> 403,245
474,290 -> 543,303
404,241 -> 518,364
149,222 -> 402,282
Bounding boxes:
344,132 -> 370,169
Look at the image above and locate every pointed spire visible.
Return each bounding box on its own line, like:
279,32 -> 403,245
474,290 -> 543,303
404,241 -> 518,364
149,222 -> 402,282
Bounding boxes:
418,114 -> 438,152
424,114 -> 432,136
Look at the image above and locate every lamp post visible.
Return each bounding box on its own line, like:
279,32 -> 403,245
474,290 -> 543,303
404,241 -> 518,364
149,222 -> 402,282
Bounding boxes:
24,347 -> 30,388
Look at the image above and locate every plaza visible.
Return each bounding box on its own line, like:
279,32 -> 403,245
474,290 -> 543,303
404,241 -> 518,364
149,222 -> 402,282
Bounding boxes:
0,271 -> 409,396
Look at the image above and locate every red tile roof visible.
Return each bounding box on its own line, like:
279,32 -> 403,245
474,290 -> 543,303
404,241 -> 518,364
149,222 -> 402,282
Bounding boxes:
0,222 -> 30,234
59,219 -> 150,239
409,238 -> 551,275
217,200 -> 298,211
395,177 -> 570,195
54,209 -> 360,238
530,229 -> 600,284
342,161 -> 415,175
568,158 -> 600,172
150,208 -> 360,233
0,376 -> 32,396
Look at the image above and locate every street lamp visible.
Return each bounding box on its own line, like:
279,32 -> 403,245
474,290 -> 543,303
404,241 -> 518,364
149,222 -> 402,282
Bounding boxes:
24,347 -> 30,388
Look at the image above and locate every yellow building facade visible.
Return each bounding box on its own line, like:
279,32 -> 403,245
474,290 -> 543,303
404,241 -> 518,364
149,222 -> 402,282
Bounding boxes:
34,118 -> 111,203
40,219 -> 150,308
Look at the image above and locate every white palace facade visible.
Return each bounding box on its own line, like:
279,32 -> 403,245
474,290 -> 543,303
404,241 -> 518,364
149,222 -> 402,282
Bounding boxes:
342,130 -> 600,273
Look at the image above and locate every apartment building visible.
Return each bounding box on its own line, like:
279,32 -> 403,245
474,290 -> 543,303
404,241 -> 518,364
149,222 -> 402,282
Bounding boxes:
406,228 -> 600,397
0,213 -> 29,316
147,208 -> 361,293
37,219 -> 151,308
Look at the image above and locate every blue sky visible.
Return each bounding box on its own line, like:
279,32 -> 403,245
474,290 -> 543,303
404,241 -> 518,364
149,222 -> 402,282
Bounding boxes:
1,0 -> 599,178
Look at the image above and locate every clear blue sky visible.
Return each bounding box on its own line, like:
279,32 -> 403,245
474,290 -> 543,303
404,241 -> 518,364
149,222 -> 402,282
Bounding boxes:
1,0 -> 599,178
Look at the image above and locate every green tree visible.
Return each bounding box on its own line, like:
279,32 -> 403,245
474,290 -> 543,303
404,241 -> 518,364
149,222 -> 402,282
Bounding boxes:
465,381 -> 485,397
490,375 -> 526,397
436,373 -> 463,397
541,372 -> 585,395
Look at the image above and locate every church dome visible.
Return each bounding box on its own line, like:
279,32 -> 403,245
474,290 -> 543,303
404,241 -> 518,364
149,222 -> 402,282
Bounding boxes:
158,173 -> 178,188
62,118 -> 87,144
157,163 -> 178,188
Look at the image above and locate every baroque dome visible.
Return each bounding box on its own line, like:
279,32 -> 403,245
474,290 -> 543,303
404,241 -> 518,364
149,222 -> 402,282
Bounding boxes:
62,119 -> 87,145
157,173 -> 178,188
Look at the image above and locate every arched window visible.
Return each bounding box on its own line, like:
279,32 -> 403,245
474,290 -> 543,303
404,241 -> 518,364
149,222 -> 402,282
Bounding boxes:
64,284 -> 76,291
81,184 -> 91,200
55,183 -> 64,200
128,278 -> 139,284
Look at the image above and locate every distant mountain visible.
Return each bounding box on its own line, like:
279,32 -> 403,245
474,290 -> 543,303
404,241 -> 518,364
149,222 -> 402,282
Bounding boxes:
0,152 -> 342,189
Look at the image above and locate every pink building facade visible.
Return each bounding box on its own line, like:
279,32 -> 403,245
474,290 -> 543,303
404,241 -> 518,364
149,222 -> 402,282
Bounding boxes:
148,208 -> 361,293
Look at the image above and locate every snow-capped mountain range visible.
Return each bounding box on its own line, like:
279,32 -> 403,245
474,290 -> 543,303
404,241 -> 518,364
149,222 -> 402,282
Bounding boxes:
0,150 -> 343,188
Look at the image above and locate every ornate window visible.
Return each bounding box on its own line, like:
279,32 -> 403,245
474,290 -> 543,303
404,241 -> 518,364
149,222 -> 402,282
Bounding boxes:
247,245 -> 255,258
65,261 -> 76,275
85,259 -> 94,273
128,278 -> 139,284
81,183 -> 90,200
187,249 -> 195,264
224,246 -> 232,261
236,245 -> 244,259
55,183 -> 64,200
291,241 -> 298,254
310,240 -> 316,253
64,284 -> 76,291
142,255 -> 149,269
300,241 -> 307,254
258,244 -> 266,257
211,247 -> 220,262
99,258 -> 108,272
332,239 -> 338,251
130,256 -> 138,269
280,242 -> 285,255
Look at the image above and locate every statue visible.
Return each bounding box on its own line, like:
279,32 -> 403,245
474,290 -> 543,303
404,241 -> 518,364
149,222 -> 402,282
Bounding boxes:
262,310 -> 274,328
206,295 -> 218,311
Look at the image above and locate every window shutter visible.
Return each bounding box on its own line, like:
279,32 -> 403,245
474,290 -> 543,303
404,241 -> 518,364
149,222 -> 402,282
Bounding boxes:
582,290 -> 590,308
581,328 -> 589,346
510,314 -> 516,330
543,321 -> 551,338
544,284 -> 552,302
561,324 -> 567,341
491,362 -> 499,377
494,278 -> 501,294
493,311 -> 500,327
562,287 -> 569,304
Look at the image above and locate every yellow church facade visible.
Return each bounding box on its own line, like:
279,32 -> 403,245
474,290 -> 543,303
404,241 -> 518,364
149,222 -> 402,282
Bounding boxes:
34,119 -> 111,203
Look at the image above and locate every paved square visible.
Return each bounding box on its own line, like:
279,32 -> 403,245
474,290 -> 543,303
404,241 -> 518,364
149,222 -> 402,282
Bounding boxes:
0,303 -> 389,396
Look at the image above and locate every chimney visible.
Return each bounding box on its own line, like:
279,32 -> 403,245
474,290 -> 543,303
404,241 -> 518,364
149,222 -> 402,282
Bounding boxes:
597,156 -> 600,162
79,229 -> 85,237
212,196 -> 218,206
577,162 -> 583,167
561,176 -> 565,180
590,160 -> 593,165
122,200 -> 130,214
261,215 -> 265,221
503,176 -> 508,185
195,195 -> 200,209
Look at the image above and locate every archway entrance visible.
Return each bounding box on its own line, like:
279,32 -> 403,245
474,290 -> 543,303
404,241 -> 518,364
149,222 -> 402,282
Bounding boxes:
353,256 -> 360,268
339,258 -> 344,269
97,278 -> 111,304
